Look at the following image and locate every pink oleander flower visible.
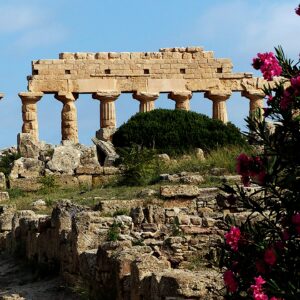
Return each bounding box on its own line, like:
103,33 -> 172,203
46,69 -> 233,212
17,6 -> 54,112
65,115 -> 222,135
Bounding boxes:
225,226 -> 241,251
255,260 -> 266,274
295,4 -> 300,15
292,213 -> 300,225
264,248 -> 277,266
280,87 -> 294,110
251,276 -> 268,300
223,270 -> 238,293
291,75 -> 300,93
252,52 -> 282,81
236,153 -> 251,175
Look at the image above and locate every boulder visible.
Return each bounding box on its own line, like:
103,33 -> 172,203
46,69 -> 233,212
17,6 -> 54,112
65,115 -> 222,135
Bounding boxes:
195,148 -> 205,161
157,153 -> 170,162
0,172 -> 6,190
0,192 -> 9,202
10,157 -> 45,179
31,199 -> 47,210
47,145 -> 81,174
17,133 -> 40,158
160,185 -> 201,198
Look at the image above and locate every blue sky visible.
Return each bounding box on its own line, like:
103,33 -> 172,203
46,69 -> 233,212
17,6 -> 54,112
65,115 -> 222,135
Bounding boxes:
0,0 -> 299,148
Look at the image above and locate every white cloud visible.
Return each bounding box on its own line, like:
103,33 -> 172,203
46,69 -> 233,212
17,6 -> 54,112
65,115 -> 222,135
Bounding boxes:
0,3 -> 68,49
0,5 -> 43,33
191,1 -> 300,69
15,24 -> 68,48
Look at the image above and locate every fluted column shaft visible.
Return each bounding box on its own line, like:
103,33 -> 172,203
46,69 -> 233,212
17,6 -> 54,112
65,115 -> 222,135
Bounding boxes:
241,91 -> 264,121
204,91 -> 231,123
168,91 -> 192,111
55,92 -> 79,143
93,91 -> 120,128
133,92 -> 159,113
19,92 -> 43,141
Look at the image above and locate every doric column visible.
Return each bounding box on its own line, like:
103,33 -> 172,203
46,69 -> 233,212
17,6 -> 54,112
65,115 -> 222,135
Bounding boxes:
92,91 -> 120,141
18,92 -> 43,141
204,90 -> 231,123
133,91 -> 159,112
241,91 -> 265,120
168,91 -> 192,111
55,92 -> 79,143
92,91 -> 120,128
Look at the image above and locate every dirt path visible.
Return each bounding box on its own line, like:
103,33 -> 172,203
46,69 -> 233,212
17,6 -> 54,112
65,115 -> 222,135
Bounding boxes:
0,254 -> 81,300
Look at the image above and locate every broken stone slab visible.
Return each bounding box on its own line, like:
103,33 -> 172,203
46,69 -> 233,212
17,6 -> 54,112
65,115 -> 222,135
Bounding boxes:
92,137 -> 119,167
160,185 -> 202,198
47,144 -> 81,175
10,157 -> 45,179
17,133 -> 40,158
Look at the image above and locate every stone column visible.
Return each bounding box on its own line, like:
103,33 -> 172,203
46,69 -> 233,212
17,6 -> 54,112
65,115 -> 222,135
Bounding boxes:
18,92 -> 44,141
241,91 -> 265,120
92,91 -> 120,140
168,91 -> 192,111
133,92 -> 159,112
204,91 -> 231,123
55,92 -> 79,143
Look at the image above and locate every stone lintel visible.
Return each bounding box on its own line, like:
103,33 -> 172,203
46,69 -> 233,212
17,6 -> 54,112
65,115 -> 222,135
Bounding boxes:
55,92 -> 78,102
133,91 -> 159,102
92,91 -> 120,102
168,91 -> 192,101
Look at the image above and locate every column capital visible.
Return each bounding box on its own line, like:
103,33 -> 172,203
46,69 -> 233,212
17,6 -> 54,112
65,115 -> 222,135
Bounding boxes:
168,91 -> 192,101
204,90 -> 232,101
92,91 -> 120,102
241,90 -> 265,101
133,91 -> 159,102
55,92 -> 78,103
19,92 -> 44,103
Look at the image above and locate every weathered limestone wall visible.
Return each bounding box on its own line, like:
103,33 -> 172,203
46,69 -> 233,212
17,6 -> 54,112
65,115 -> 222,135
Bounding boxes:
28,47 -> 261,94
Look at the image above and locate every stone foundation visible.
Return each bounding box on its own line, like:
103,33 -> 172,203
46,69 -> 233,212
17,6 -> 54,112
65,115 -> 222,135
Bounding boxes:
0,191 -> 240,299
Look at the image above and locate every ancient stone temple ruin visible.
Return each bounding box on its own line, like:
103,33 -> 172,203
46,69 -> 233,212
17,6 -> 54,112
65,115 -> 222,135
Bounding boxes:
19,47 -> 266,143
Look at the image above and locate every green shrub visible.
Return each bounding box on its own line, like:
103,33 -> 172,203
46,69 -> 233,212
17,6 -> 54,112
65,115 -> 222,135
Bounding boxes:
117,147 -> 162,186
0,151 -> 20,177
113,109 -> 247,155
38,175 -> 57,190
107,221 -> 121,241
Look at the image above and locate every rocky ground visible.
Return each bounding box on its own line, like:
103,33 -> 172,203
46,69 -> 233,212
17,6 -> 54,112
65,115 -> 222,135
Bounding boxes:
0,254 -> 81,300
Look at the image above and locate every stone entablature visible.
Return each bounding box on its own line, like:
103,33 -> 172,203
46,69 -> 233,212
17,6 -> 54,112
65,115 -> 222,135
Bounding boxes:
28,47 -> 262,94
19,47 -> 271,143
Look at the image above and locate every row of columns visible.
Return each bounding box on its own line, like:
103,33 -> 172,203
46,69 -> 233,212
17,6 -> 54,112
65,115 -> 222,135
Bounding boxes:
18,90 -> 264,143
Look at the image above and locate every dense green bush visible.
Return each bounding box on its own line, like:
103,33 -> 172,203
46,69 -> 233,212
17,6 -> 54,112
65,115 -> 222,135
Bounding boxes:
113,109 -> 246,155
